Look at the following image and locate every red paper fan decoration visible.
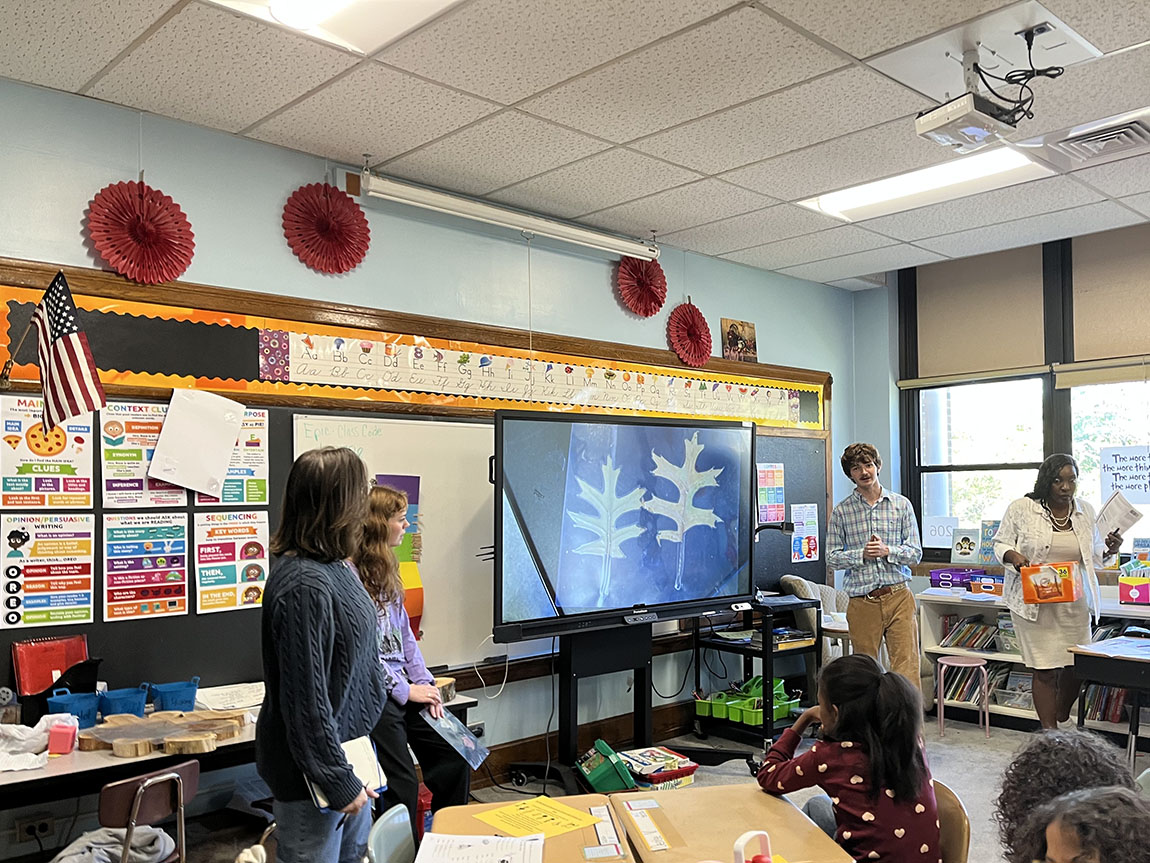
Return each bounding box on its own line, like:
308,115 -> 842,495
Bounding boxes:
283,183 -> 370,274
667,300 -> 712,368
87,181 -> 195,284
616,256 -> 667,317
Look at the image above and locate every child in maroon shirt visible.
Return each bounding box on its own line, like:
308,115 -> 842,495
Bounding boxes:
757,655 -> 940,863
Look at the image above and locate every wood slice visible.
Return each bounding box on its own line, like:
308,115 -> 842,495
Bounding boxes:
190,709 -> 251,726
150,710 -> 189,722
101,714 -> 146,726
112,738 -> 155,757
182,719 -> 241,740
78,730 -> 112,751
164,732 -> 217,755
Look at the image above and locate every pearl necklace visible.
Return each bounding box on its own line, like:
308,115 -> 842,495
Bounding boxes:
1043,500 -> 1072,530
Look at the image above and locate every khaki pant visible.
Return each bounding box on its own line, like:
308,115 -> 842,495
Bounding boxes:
846,585 -> 920,686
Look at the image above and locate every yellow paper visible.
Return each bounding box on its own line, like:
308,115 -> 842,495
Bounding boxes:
474,795 -> 600,839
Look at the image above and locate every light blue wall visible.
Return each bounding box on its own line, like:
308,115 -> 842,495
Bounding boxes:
850,285 -> 901,494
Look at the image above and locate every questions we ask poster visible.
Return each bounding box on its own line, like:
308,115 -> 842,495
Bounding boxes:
194,511 -> 269,613
103,513 -> 188,622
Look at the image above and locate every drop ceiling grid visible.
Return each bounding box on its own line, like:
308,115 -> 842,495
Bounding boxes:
1041,0 -> 1150,53
779,244 -> 948,283
87,1 -> 360,133
1122,192 -> 1150,217
1070,153 -> 1150,198
720,225 -> 898,270
577,179 -> 781,238
657,203 -> 843,256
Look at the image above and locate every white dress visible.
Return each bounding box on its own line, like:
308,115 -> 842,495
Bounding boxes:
1009,530 -> 1090,669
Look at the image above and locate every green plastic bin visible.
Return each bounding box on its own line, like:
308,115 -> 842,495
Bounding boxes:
710,692 -> 729,719
575,739 -> 636,792
773,696 -> 799,721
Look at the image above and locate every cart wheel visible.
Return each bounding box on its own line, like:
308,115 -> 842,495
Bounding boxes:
510,770 -> 529,787
693,719 -> 707,739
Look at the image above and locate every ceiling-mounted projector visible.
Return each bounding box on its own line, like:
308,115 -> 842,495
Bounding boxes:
915,92 -> 1018,153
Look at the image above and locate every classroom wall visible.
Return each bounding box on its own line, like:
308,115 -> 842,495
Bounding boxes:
850,285 -> 901,494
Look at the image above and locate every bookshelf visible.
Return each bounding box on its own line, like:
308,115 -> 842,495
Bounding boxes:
920,588 -> 1150,737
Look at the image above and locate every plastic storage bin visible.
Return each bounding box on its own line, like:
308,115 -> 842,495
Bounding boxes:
773,696 -> 800,721
575,739 -> 636,792
995,631 -> 1020,654
994,688 -> 1034,710
100,683 -> 149,717
46,687 -> 99,728
149,676 -> 200,711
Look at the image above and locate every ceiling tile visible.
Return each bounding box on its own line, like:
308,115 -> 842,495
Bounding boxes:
247,62 -> 498,165
1043,0 -> 1150,53
378,0 -> 732,104
631,67 -> 930,175
721,117 -> 953,201
88,2 -> 359,132
518,7 -> 845,142
658,204 -> 842,255
828,277 -> 890,291
860,176 -> 1104,241
722,226 -> 896,270
916,201 -> 1145,258
0,0 -> 175,92
381,111 -> 610,196
759,0 -> 1008,58
578,180 -> 778,237
1121,192 -> 1150,217
485,149 -> 701,219
1071,153 -> 1150,198
1011,44 -> 1150,141
779,244 -> 948,283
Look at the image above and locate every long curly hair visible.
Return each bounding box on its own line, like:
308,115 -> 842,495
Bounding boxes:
1025,453 -> 1078,503
995,729 -> 1135,863
1014,786 -> 1150,863
355,485 -> 407,611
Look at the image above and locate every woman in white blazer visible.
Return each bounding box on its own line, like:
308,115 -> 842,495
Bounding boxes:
993,454 -> 1121,729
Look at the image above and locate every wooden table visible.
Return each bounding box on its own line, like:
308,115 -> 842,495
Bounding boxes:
431,792 -> 635,863
611,784 -> 851,863
1071,637 -> 1150,772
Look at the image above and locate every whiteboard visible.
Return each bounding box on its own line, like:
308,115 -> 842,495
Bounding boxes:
293,415 -> 537,669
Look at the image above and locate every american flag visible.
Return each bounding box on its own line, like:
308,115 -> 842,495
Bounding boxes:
32,272 -> 106,431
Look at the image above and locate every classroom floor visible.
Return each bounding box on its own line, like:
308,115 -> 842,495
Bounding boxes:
180,718 -> 1150,862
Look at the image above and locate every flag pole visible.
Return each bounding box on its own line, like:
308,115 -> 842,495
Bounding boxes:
0,316 -> 36,390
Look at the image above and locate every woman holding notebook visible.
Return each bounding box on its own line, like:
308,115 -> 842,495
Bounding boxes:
256,447 -> 389,863
993,454 -> 1121,729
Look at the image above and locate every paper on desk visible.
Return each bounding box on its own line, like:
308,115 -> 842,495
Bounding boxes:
1097,490 -> 1143,540
196,681 -> 265,711
415,833 -> 542,863
0,751 -> 48,772
148,389 -> 245,497
474,796 -> 599,839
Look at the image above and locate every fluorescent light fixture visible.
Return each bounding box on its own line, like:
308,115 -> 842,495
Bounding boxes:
361,171 -> 661,260
797,146 -> 1055,223
269,0 -> 352,30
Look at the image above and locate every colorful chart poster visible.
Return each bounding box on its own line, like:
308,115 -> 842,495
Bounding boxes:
100,401 -> 187,508
194,511 -> 269,613
103,513 -> 188,622
196,409 -> 270,506
790,503 -> 820,563
756,462 -> 785,523
376,474 -> 424,636
2,513 -> 95,628
1,395 -> 94,509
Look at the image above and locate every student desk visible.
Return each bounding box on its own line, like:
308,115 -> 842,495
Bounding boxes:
1071,637 -> 1150,772
611,784 -> 851,863
431,792 -> 635,863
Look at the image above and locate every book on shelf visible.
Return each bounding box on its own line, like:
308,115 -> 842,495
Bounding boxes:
1005,670 -> 1033,693
977,520 -> 1001,565
938,614 -> 998,650
951,528 -> 980,564
940,613 -> 959,638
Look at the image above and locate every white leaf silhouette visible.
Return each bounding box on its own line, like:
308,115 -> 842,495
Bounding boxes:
566,455 -> 646,605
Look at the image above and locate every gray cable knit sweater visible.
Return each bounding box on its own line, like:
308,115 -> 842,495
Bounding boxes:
256,556 -> 387,811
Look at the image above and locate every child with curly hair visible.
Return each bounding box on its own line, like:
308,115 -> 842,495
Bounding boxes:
1014,786 -> 1150,863
994,728 -> 1135,862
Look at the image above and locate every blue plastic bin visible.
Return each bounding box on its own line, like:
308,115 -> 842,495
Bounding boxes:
100,684 -> 149,717
149,676 -> 200,711
46,687 -> 99,728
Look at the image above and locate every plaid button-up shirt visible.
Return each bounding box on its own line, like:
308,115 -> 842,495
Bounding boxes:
827,487 -> 922,596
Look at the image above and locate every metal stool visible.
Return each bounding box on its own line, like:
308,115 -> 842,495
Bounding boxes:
936,655 -> 990,738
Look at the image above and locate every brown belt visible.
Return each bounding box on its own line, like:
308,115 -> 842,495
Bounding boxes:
861,583 -> 906,599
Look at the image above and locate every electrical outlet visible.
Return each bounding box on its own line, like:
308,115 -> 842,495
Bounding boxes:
468,721 -> 485,739
15,815 -> 54,843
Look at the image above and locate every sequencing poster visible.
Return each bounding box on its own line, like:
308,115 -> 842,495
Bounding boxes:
196,409 -> 270,506
194,510 -> 269,613
756,462 -> 785,523
103,512 -> 188,621
1,395 -> 94,509
2,513 -> 95,628
100,401 -> 187,508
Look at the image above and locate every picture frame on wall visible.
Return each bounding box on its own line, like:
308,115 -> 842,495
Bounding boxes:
721,317 -> 757,362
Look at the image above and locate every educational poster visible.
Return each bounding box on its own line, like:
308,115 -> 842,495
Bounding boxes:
194,511 -> 269,613
757,463 -> 785,523
790,503 -> 819,563
1,395 -> 94,509
2,513 -> 95,628
978,520 -> 1001,565
376,474 -> 424,637
1101,445 -> 1150,504
100,402 -> 187,508
196,409 -> 270,505
103,513 -> 188,621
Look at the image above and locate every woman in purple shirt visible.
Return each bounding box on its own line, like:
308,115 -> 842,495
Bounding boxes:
356,485 -> 470,842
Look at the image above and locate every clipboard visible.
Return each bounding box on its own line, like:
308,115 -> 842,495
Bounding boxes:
306,736 -> 387,810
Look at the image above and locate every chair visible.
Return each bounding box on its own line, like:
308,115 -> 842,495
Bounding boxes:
98,759 -> 199,863
367,804 -> 416,863
936,655 -> 989,738
934,779 -> 970,863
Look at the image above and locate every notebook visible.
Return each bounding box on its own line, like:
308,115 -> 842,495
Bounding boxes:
306,736 -> 387,811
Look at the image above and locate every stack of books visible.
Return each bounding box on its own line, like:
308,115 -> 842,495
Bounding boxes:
1080,683 -> 1128,723
943,660 -> 1012,706
750,626 -> 814,650
617,746 -> 699,790
938,614 -> 998,650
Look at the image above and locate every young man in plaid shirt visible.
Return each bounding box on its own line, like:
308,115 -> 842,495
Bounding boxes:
827,443 -> 923,685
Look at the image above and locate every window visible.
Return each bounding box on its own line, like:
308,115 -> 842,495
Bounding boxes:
916,378 -> 1045,557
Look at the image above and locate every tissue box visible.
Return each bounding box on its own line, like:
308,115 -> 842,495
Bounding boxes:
969,574 -> 1005,596
929,568 -> 985,589
1020,561 -> 1081,604
1119,575 -> 1150,605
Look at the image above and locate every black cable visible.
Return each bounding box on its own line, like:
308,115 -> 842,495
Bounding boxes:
651,650 -> 693,700
481,761 -> 541,796
702,648 -> 728,681
541,635 -> 556,797
974,32 -> 1063,126
33,833 -> 45,861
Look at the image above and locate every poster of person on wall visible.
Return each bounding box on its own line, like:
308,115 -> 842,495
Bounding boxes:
721,318 -> 757,362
